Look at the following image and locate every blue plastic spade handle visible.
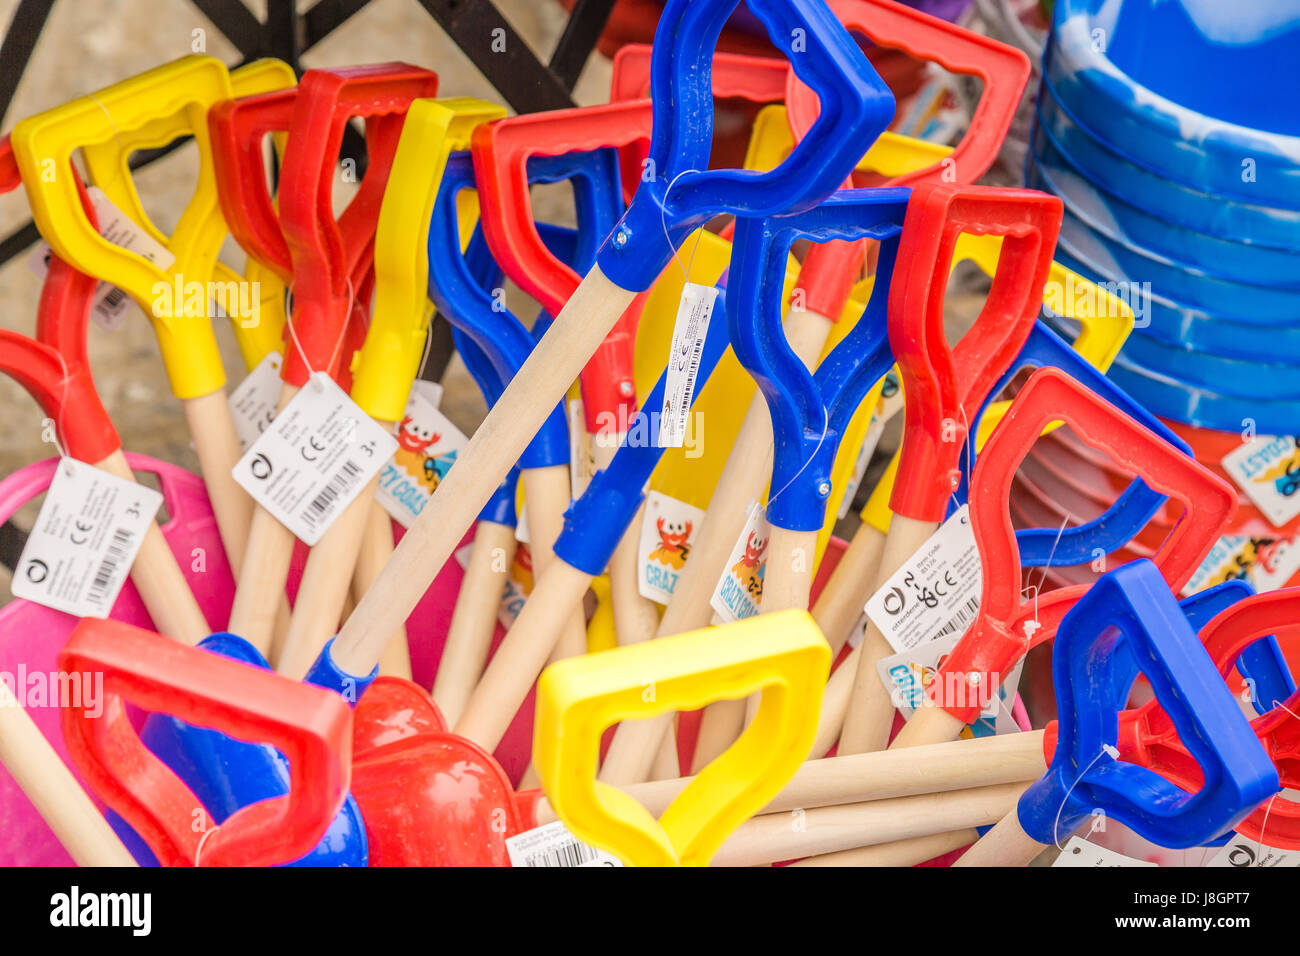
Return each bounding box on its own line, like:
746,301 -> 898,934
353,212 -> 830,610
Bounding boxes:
1018,560 -> 1280,849
727,188 -> 910,531
428,148 -> 621,469
111,633 -> 370,868
1102,579 -> 1295,722
595,0 -> 895,291
951,318 -> 1194,567
553,280 -> 732,576
453,222 -> 582,527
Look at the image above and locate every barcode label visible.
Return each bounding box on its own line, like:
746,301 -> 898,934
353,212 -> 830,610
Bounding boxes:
658,283 -> 718,448
866,505 -> 983,654
505,822 -> 623,868
86,527 -> 134,606
302,460 -> 362,528
932,595 -> 981,642
11,460 -> 162,618
233,373 -> 397,545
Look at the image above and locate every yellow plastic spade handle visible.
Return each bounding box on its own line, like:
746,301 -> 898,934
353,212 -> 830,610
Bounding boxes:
535,610 -> 829,866
13,56 -> 238,399
350,97 -> 506,421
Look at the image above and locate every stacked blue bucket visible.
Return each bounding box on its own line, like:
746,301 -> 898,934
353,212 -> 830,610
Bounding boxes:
1027,0 -> 1300,435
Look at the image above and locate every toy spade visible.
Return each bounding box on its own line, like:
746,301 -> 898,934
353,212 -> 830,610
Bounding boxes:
536,610 -> 829,865
662,190 -> 910,772
58,619 -> 364,867
452,278 -> 732,754
425,140 -> 621,711
812,206 -> 1139,659
472,100 -> 660,659
892,367 -> 1238,752
812,316 -> 1189,759
837,183 -> 1063,756
1120,586 -> 1300,849
0,156 -> 208,645
954,559 -> 1280,866
623,6 -> 1030,784
209,65 -> 438,661
325,0 -> 896,688
10,57 -> 295,587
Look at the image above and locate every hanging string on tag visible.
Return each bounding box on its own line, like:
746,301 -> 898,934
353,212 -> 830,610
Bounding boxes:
1052,742 -> 1121,850
765,403 -> 831,513
41,415 -> 77,477
659,168 -> 707,281
283,275 -> 355,393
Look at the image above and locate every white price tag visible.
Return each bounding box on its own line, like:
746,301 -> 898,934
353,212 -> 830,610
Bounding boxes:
10,460 -> 162,618
228,352 -> 284,451
658,283 -> 718,448
1053,836 -> 1157,867
505,822 -> 623,867
1221,435 -> 1300,528
375,391 -> 466,528
710,501 -> 770,624
866,505 -> 982,654
233,374 -> 397,545
637,491 -> 705,605
1206,833 -> 1300,868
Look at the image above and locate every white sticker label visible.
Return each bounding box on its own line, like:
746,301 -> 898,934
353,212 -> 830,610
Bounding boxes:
505,821 -> 623,867
1053,836 -> 1157,867
866,505 -> 982,654
637,491 -> 705,605
234,374 -> 398,545
709,501 -> 770,624
1184,533 -> 1300,596
1221,435 -> 1300,528
658,283 -> 718,448
376,391 -> 467,529
29,188 -> 178,331
228,352 -> 284,451
877,632 -> 1024,735
409,380 -> 444,409
569,399 -> 596,499
1206,833 -> 1300,868
10,460 -> 163,618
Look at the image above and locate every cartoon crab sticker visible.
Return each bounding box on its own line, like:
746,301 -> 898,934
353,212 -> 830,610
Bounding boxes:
648,518 -> 693,570
729,530 -> 768,601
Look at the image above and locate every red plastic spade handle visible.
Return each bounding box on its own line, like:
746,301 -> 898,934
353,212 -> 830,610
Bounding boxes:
789,0 -> 1031,321
59,618 -> 353,867
787,0 -> 1031,188
209,87 -> 297,283
277,64 -> 437,386
0,144 -> 118,462
472,100 -> 652,432
934,367 -> 1238,722
211,64 -> 438,387
889,182 -> 1062,521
